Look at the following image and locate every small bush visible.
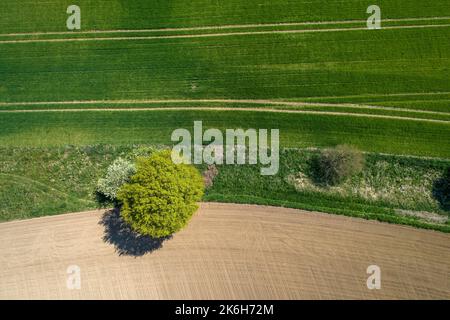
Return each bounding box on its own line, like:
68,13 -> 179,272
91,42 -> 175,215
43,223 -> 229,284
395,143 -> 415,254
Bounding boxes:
117,151 -> 204,238
312,145 -> 365,186
96,158 -> 136,201
203,165 -> 219,188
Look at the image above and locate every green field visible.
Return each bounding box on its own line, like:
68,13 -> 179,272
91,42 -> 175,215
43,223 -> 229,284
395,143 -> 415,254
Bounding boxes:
2,1 -> 450,33
0,110 -> 449,158
1,28 -> 450,102
0,1 -> 449,228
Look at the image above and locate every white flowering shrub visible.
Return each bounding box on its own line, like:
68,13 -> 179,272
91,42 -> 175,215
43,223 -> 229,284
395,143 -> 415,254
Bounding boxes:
97,158 -> 136,201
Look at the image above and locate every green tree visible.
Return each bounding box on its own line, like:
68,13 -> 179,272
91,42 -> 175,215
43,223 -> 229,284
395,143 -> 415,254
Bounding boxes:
117,151 -> 204,238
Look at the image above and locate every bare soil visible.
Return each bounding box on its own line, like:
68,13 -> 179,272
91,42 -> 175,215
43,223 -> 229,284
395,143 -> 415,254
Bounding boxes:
0,203 -> 448,299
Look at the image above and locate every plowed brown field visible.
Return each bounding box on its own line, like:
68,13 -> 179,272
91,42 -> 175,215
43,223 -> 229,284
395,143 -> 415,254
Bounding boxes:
0,203 -> 449,299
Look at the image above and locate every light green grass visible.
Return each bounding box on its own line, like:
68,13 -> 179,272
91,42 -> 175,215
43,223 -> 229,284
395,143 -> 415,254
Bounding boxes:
0,145 -> 133,220
0,110 -> 449,158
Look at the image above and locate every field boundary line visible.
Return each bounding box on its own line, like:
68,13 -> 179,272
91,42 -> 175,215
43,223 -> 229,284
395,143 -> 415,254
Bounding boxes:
1,23 -> 450,44
1,16 -> 449,37
1,107 -> 449,123
1,99 -> 449,116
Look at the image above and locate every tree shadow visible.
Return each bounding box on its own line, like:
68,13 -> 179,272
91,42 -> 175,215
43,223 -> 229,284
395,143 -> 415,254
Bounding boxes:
99,209 -> 171,257
432,167 -> 450,212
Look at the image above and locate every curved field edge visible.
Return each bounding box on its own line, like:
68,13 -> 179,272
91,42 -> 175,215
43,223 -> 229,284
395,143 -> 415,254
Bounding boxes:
1,203 -> 449,300
204,195 -> 450,233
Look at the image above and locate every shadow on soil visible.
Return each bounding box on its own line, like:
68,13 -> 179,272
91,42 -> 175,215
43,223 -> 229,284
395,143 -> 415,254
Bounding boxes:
99,209 -> 171,257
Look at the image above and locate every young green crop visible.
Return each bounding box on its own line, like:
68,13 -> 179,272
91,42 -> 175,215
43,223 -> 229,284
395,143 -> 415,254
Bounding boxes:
1,28 -> 449,104
2,0 -> 449,33
0,110 -> 449,158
